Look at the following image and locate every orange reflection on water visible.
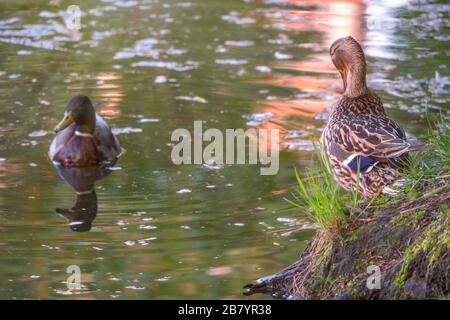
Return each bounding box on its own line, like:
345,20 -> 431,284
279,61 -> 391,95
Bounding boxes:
254,0 -> 367,148
92,72 -> 125,119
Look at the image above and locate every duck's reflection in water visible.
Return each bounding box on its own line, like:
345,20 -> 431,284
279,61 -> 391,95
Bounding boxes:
53,164 -> 113,232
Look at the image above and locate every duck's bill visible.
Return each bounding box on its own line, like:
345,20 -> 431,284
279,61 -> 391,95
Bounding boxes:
54,114 -> 75,133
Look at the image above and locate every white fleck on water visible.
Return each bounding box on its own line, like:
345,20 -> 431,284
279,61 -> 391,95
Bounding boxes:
255,65 -> 271,73
243,112 -> 273,126
221,12 -> 256,25
139,118 -> 160,123
215,59 -> 247,65
274,51 -> 292,60
112,127 -> 143,135
124,240 -> 135,246
224,40 -> 254,47
138,225 -> 157,230
176,188 -> 192,194
107,166 -> 122,171
28,130 -> 48,138
154,75 -> 167,84
175,96 -> 207,104
17,50 -> 31,55
125,285 -> 145,290
131,60 -> 199,72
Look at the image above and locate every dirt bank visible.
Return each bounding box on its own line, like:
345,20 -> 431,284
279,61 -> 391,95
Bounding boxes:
244,179 -> 449,299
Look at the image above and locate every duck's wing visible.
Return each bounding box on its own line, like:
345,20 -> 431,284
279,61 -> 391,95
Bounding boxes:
94,114 -> 122,161
333,116 -> 425,163
48,123 -> 76,160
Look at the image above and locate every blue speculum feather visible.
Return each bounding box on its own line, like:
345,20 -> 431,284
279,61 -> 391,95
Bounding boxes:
347,156 -> 378,172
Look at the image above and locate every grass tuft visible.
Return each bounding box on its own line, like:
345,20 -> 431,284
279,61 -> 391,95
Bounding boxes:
402,115 -> 450,195
285,147 -> 354,231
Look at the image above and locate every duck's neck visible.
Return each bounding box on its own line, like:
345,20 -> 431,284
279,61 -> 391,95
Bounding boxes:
76,109 -> 96,135
344,64 -> 368,98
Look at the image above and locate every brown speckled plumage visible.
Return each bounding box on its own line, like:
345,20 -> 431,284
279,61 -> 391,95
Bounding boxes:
321,37 -> 426,199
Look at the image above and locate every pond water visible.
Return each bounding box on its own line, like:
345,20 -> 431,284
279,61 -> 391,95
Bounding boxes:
0,0 -> 448,299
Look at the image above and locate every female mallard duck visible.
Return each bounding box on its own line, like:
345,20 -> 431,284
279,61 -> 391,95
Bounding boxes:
49,95 -> 122,166
321,36 -> 426,199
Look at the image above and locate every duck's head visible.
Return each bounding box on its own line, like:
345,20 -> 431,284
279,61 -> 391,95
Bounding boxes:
330,36 -> 368,97
54,95 -> 96,134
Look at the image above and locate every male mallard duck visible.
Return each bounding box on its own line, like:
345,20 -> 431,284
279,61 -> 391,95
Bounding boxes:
321,36 -> 426,199
49,95 -> 122,166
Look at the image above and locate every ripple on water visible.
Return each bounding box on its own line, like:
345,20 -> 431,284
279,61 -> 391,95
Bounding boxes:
112,127 -> 143,135
131,60 -> 199,72
221,12 -> 256,25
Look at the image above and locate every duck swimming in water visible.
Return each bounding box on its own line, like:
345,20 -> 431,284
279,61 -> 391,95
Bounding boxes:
321,36 -> 426,199
49,95 -> 122,166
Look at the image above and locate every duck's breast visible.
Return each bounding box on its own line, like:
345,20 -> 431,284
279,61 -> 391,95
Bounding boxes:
48,123 -> 76,161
